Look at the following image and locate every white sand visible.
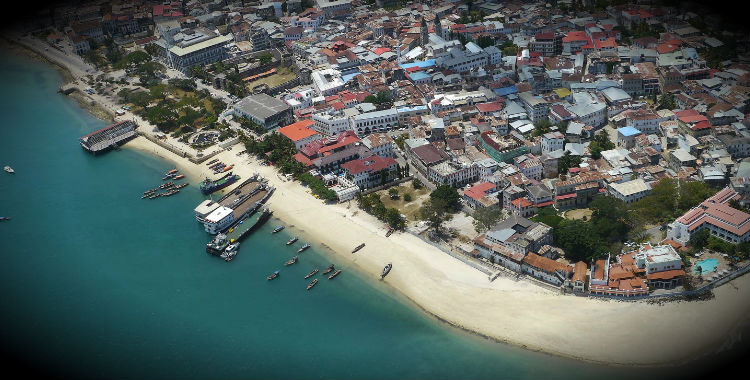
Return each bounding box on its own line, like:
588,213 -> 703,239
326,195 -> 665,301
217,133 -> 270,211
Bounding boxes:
125,137 -> 750,366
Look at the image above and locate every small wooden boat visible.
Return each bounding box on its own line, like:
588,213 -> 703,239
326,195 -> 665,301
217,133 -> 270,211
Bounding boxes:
297,243 -> 310,253
272,226 -> 285,233
305,269 -> 319,279
307,279 -> 318,290
328,269 -> 342,280
222,164 -> 234,172
162,174 -> 174,180
0,216 -> 10,221
3,166 -> 14,174
173,174 -> 185,180
386,228 -> 394,237
352,243 -> 365,253
206,159 -> 219,166
267,271 -> 280,281
285,256 -> 298,266
381,263 -> 392,279
167,169 -> 178,175
286,237 -> 298,245
322,264 -> 335,275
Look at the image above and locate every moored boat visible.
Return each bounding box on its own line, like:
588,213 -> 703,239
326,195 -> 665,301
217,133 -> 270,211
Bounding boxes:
272,225 -> 284,233
285,255 -> 298,266
200,172 -> 240,195
162,173 -> 174,180
322,264 -> 335,275
286,237 -> 298,245
352,243 -> 365,253
174,174 -> 185,180
267,271 -> 280,281
307,279 -> 318,290
0,216 -> 10,221
328,269 -> 342,280
297,243 -> 310,253
4,166 -> 14,174
167,169 -> 178,175
305,269 -> 319,279
381,263 -> 392,279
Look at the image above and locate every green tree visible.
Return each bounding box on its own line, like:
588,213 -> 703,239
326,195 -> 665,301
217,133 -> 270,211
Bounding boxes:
558,151 -> 581,174
430,185 -> 461,212
657,93 -> 676,110
388,187 -> 399,199
419,198 -> 453,234
403,193 -> 413,202
472,205 -> 504,232
689,228 -> 710,250
412,178 -> 423,190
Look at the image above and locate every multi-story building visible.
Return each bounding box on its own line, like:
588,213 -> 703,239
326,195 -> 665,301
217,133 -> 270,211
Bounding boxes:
340,155 -> 399,190
361,133 -> 395,158
518,92 -> 549,123
312,110 -> 353,137
159,28 -> 232,74
541,131 -> 564,154
668,187 -> 750,245
480,131 -> 530,163
278,120 -> 321,149
350,109 -> 399,136
234,94 -> 294,130
529,32 -> 562,57
608,178 -> 651,204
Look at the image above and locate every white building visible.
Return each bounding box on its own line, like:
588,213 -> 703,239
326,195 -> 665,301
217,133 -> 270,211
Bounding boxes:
350,109 -> 399,136
608,178 -> 651,204
331,176 -> 360,202
311,68 -> 345,96
312,110 -> 353,136
634,245 -> 682,274
541,131 -> 565,154
361,133 -> 395,158
202,206 -> 235,234
518,92 -> 549,123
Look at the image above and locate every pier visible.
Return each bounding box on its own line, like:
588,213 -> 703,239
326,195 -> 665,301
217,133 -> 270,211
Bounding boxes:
194,174 -> 262,222
79,120 -> 138,154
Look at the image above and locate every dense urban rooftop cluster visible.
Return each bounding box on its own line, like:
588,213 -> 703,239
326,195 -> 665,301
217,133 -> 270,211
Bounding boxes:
36,0 -> 750,298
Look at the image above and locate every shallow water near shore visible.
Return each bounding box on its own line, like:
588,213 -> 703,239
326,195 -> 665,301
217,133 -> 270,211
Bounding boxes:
0,48 -> 744,378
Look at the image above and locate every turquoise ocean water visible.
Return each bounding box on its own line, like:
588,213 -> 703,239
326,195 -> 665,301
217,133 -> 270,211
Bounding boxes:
0,47 -> 742,378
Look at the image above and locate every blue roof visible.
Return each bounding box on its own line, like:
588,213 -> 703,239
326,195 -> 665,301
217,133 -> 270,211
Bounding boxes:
617,126 -> 641,137
341,71 -> 361,83
493,85 -> 517,97
409,71 -> 431,81
400,59 -> 436,70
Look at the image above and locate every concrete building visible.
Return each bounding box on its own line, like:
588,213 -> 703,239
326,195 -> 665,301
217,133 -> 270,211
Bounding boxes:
234,94 -> 294,130
351,109 -> 399,136
608,178 -> 651,204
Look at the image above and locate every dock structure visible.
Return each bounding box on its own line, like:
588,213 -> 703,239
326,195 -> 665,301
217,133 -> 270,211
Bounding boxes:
193,174 -> 261,222
79,120 -> 138,154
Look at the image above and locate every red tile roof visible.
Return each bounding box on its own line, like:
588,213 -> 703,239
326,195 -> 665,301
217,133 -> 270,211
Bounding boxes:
340,155 -> 397,175
279,119 -> 317,142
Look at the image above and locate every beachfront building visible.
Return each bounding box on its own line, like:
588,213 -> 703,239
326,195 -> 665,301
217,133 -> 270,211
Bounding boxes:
331,176 -> 360,202
278,120 -> 321,149
234,94 -> 294,130
635,244 -> 685,289
607,178 -> 651,204
667,187 -> 750,245
568,261 -> 588,293
295,131 -> 371,174
340,155 -> 399,190
522,252 -> 573,286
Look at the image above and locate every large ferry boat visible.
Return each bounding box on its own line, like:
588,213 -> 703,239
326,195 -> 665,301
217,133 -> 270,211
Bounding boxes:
200,172 -> 240,195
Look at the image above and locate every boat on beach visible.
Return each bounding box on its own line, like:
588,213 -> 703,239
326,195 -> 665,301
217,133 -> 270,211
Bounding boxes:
322,264 -> 335,274
328,269 -> 342,280
297,243 -> 310,253
267,271 -> 279,281
285,256 -> 298,266
4,166 -> 15,174
222,164 -> 234,172
305,269 -> 319,279
307,279 -> 318,290
352,243 -> 365,253
272,226 -> 284,233
286,237 -> 298,245
381,263 -> 392,279
206,159 -> 219,166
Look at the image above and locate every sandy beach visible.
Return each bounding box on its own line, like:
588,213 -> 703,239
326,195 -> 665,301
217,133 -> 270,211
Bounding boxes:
12,31 -> 749,366
125,136 -> 750,366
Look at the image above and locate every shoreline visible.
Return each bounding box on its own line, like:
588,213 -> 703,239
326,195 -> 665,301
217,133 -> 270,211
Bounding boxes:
13,35 -> 750,367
